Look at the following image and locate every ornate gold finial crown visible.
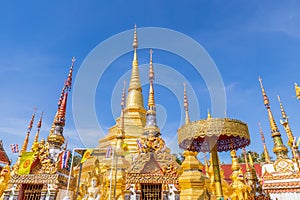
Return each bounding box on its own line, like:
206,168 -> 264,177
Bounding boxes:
148,49 -> 155,108
133,24 -> 138,49
277,95 -> 287,119
258,76 -> 270,107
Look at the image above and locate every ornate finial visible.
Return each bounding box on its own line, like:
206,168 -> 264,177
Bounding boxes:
230,150 -> 240,172
64,56 -> 75,91
277,95 -> 287,119
258,77 -> 288,159
121,80 -> 126,110
207,108 -> 211,119
148,49 -> 155,108
149,49 -> 154,82
184,82 -> 190,124
258,122 -> 272,163
258,77 -> 270,107
27,107 -> 36,132
31,112 -> 43,151
278,95 -> 296,149
21,109 -> 36,154
133,24 -> 138,49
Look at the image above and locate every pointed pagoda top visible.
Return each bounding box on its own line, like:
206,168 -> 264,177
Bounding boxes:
31,112 -> 43,151
144,51 -> 160,134
133,24 -> 138,49
55,57 -> 75,126
183,82 -> 190,124
48,57 -> 75,148
258,122 -> 272,163
126,25 -> 144,108
21,108 -> 36,154
258,77 -> 288,159
148,49 -> 155,108
278,95 -> 296,149
277,95 -> 287,119
258,77 -> 279,132
258,76 -> 270,108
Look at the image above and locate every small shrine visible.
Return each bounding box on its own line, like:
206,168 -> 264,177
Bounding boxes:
2,58 -> 76,200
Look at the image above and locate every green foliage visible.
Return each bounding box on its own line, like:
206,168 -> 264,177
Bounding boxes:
173,153 -> 184,165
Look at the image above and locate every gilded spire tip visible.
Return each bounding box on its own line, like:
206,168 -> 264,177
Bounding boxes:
133,24 -> 138,49
258,76 -> 269,107
148,49 -> 155,108
183,82 -> 190,124
121,80 -> 126,109
277,95 -> 287,119
207,108 -> 211,119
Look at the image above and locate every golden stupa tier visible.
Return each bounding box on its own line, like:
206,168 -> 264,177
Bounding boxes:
178,118 -> 250,152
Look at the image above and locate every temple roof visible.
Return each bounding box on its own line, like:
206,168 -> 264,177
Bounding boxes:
0,140 -> 10,165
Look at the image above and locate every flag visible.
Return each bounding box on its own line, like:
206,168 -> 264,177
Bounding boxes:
81,148 -> 93,163
59,151 -> 71,169
105,146 -> 112,158
136,139 -> 143,150
18,152 -> 35,175
10,144 -> 19,153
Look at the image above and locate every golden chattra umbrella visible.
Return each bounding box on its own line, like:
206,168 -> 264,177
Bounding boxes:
178,116 -> 250,199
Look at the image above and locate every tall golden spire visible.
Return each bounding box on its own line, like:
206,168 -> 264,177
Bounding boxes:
20,108 -> 36,155
277,95 -> 295,148
258,122 -> 272,163
144,50 -> 160,134
126,25 -> 144,109
184,82 -> 190,124
258,77 -> 288,159
31,112 -> 43,151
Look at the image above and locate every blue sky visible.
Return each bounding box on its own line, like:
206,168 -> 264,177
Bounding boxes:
1,1 -> 300,164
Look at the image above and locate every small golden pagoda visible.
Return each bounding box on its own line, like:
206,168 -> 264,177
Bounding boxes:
259,77 -> 300,200
3,58 -> 76,200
